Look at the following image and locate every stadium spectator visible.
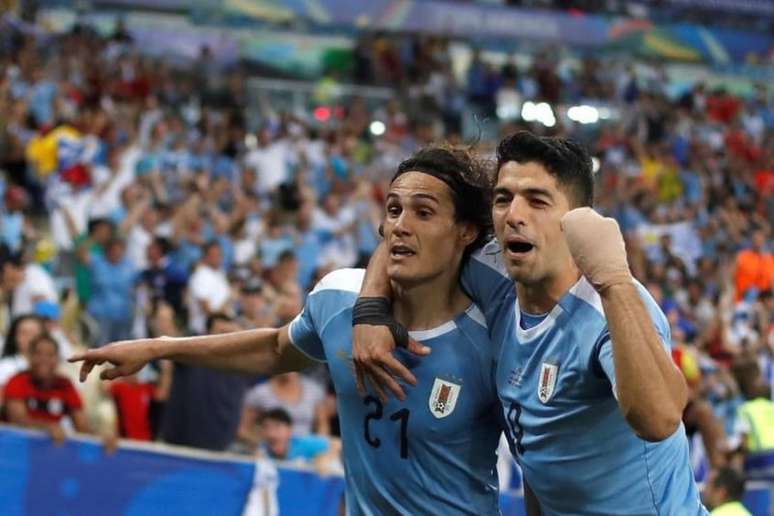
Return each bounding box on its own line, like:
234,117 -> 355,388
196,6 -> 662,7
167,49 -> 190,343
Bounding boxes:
257,408 -> 341,474
188,241 -> 232,335
137,238 -> 188,321
703,467 -> 751,516
733,229 -> 774,302
732,359 -> 774,455
145,301 -> 176,438
236,280 -> 275,330
0,314 -> 44,388
11,256 -> 58,317
239,373 -> 327,445
160,313 -> 250,451
0,184 -> 34,252
87,238 -> 136,345
4,334 -> 89,444
34,300 -> 75,362
107,372 -> 158,441
0,249 -> 25,331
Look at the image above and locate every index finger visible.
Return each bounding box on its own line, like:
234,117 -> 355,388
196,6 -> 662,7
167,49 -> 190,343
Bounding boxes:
68,353 -> 87,363
79,360 -> 100,383
69,348 -> 106,363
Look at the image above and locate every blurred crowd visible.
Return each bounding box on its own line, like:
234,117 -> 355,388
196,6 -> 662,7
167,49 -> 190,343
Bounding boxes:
0,15 -> 772,490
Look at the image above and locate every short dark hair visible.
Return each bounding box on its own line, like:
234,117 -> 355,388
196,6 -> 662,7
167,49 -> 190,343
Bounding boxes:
261,407 -> 292,426
202,240 -> 221,254
712,467 -> 746,502
206,313 -> 233,332
496,131 -> 594,207
391,145 -> 493,258
0,244 -> 23,268
277,249 -> 296,264
29,332 -> 59,355
88,218 -> 113,235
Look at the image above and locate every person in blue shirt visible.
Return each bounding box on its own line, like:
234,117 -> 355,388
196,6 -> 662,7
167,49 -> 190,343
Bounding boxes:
352,131 -> 707,515
258,407 -> 341,474
70,146 -> 505,515
87,238 -> 136,346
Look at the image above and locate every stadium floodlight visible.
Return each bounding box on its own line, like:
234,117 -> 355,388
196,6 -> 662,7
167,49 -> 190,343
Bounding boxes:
369,120 -> 386,136
567,105 -> 600,125
521,101 -> 555,127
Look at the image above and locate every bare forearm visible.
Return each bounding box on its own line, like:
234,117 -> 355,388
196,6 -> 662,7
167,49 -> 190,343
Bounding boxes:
601,283 -> 688,441
156,329 -> 283,374
360,242 -> 392,297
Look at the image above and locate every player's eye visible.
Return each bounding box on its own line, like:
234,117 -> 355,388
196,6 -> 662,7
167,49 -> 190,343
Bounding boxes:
417,208 -> 434,218
530,198 -> 548,208
494,195 -> 511,206
386,205 -> 401,217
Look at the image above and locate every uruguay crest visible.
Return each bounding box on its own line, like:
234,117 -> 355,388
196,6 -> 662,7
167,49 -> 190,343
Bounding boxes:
429,378 -> 461,418
537,362 -> 559,404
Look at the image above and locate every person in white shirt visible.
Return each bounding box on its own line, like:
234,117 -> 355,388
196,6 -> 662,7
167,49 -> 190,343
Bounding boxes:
188,241 -> 232,335
311,193 -> 358,269
243,129 -> 289,196
126,208 -> 159,270
12,262 -> 58,317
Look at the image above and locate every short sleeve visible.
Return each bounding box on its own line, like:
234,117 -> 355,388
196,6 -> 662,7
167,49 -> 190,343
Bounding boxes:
288,306 -> 326,362
594,283 -> 673,395
460,239 -> 513,316
288,268 -> 363,363
3,373 -> 27,399
595,334 -> 617,396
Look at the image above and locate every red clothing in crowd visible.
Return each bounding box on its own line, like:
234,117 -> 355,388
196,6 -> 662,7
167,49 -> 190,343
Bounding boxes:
110,381 -> 155,441
3,371 -> 82,423
706,93 -> 741,124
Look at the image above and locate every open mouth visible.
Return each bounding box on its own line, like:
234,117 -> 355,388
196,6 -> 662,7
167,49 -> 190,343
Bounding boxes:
390,244 -> 416,258
506,241 -> 535,254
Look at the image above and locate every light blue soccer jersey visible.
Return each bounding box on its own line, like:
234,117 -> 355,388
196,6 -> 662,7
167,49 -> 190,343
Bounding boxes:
462,240 -> 708,516
288,269 -> 502,516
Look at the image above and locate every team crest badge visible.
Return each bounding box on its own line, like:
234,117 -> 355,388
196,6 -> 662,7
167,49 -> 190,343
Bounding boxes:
537,362 -> 559,404
428,378 -> 461,418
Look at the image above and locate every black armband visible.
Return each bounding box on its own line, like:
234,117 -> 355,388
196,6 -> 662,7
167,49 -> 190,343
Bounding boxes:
352,297 -> 409,349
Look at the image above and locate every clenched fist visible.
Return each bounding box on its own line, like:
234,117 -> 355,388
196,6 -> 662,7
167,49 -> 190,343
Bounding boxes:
560,207 -> 632,292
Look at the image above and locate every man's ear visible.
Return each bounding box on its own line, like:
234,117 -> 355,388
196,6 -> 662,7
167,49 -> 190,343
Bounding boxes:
458,223 -> 479,248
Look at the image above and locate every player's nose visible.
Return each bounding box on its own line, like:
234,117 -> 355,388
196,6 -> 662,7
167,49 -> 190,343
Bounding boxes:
504,197 -> 528,229
393,212 -> 413,236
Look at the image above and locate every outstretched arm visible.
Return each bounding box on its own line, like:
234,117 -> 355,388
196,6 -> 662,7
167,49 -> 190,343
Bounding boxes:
69,326 -> 313,381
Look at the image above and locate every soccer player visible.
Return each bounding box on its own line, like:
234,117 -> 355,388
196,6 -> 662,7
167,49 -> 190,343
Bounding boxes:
70,146 -> 505,514
352,131 -> 707,514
